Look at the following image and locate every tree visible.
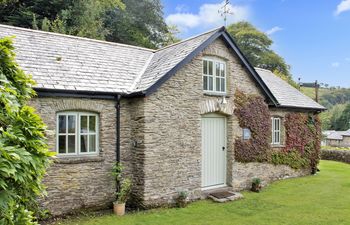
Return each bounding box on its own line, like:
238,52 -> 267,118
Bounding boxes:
103,0 -> 169,48
0,0 -> 174,48
333,103 -> 350,130
227,21 -> 295,86
0,37 -> 54,224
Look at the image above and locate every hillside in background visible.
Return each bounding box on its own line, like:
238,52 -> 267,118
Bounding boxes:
301,87 -> 350,130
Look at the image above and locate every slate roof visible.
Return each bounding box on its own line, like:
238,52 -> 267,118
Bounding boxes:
0,24 -> 325,111
0,24 -> 153,93
256,68 -> 326,110
324,129 -> 350,140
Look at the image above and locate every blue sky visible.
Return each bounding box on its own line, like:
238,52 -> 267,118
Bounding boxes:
162,0 -> 350,87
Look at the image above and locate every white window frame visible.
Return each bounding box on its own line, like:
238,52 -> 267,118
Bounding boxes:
56,112 -> 99,156
271,117 -> 281,145
202,57 -> 226,94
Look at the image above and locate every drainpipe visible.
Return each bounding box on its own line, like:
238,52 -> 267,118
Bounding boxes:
115,94 -> 121,193
115,94 -> 121,163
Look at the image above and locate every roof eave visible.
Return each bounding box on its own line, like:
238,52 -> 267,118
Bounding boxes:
34,87 -> 125,100
272,104 -> 327,112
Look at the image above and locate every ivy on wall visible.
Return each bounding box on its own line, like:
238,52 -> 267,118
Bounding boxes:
234,90 -> 321,172
234,90 -> 271,162
279,113 -> 321,172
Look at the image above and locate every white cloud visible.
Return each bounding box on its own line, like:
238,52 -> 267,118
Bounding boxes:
166,1 -> 249,32
175,4 -> 189,13
266,26 -> 283,35
335,0 -> 350,15
345,57 -> 350,62
332,62 -> 340,67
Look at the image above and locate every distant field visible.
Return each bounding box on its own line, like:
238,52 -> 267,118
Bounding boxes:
300,87 -> 330,100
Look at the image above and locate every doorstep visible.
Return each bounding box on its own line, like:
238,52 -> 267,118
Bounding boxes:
202,187 -> 244,203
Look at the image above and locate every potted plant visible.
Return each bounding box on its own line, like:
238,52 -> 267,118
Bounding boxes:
176,191 -> 188,208
113,178 -> 132,216
112,163 -> 132,216
251,178 -> 262,192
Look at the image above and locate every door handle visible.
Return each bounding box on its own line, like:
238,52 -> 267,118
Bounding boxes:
222,147 -> 225,151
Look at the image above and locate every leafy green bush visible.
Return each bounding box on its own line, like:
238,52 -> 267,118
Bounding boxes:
270,149 -> 309,169
117,178 -> 132,204
0,37 -> 54,224
321,146 -> 350,151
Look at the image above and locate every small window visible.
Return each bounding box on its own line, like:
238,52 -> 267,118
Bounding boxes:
243,128 -> 251,140
203,58 -> 226,93
271,117 -> 281,145
57,112 -> 98,155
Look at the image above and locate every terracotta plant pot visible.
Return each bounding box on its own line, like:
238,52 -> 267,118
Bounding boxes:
113,202 -> 126,216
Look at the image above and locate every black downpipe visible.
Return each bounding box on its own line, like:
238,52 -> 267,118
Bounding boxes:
115,95 -> 121,163
115,95 -> 121,193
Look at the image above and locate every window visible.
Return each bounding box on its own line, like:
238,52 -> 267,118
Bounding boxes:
57,112 -> 98,155
203,58 -> 226,93
271,117 -> 281,145
243,128 -> 251,140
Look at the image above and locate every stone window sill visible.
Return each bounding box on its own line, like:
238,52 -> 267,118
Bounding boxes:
271,144 -> 285,148
203,92 -> 229,97
53,155 -> 104,164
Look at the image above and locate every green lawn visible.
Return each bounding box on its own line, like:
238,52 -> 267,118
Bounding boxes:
56,161 -> 350,225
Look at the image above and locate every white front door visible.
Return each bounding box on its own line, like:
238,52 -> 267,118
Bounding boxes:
201,114 -> 226,189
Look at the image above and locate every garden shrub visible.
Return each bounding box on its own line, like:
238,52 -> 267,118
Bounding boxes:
0,37 -> 54,224
234,90 -> 271,162
270,149 -> 309,169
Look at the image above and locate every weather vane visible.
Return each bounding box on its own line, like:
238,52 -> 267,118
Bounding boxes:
218,0 -> 233,26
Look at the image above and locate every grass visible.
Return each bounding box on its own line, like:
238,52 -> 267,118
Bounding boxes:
55,161 -> 350,225
300,87 -> 330,99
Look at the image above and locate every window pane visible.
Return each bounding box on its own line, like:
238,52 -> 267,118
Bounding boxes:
58,135 -> 66,154
68,115 -> 76,133
220,63 -> 225,77
58,115 -> 66,133
203,60 -> 208,74
208,61 -> 213,75
203,76 -> 208,90
80,116 -> 88,133
209,77 -> 213,90
68,135 -> 75,153
89,135 -> 96,152
80,135 -> 88,152
89,116 -> 96,132
216,77 -> 220,91
216,62 -> 220,77
221,78 -> 225,92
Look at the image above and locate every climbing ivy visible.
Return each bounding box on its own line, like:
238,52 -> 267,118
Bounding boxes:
0,37 -> 54,224
234,90 -> 271,162
281,113 -> 321,173
234,90 -> 321,171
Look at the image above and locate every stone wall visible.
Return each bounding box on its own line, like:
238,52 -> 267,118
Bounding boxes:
321,149 -> 350,164
141,38 -> 266,206
327,136 -> 350,148
30,97 -> 129,216
231,162 -> 310,190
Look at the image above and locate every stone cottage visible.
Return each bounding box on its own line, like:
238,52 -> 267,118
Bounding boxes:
323,129 -> 350,147
0,25 -> 325,216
